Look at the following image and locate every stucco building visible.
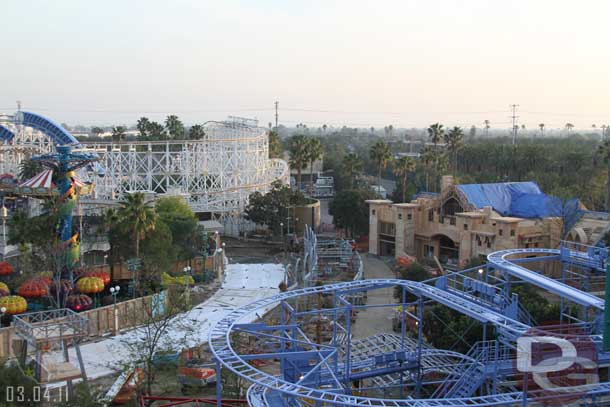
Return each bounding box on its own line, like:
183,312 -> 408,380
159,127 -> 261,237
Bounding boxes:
367,176 -> 610,269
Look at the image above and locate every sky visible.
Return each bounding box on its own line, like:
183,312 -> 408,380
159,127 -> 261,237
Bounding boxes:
1,0 -> 609,130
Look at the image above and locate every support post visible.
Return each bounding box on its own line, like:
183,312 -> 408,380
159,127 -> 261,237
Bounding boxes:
215,358 -> 222,407
63,340 -> 74,397
74,341 -> 88,386
603,264 -> 610,351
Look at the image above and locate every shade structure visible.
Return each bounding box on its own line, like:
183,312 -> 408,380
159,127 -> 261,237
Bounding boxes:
0,262 -> 13,276
19,169 -> 53,188
17,278 -> 49,298
0,295 -> 27,315
76,277 -> 105,294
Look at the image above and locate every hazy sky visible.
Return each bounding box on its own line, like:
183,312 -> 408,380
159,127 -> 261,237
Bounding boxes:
1,0 -> 608,130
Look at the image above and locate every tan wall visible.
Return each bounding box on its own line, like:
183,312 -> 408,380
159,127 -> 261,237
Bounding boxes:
294,200 -> 321,233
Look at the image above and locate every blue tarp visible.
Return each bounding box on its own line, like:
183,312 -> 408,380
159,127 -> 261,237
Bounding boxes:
456,181 -> 580,220
456,182 -> 543,217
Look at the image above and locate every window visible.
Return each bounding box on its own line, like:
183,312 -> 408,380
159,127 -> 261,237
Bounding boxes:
510,229 -> 515,237
398,213 -> 402,220
450,217 -> 456,226
379,222 -> 396,236
407,213 -> 412,220
463,224 -> 468,230
424,245 -> 434,257
372,209 -> 376,215
499,229 -> 503,236
428,209 -> 434,221
487,241 -> 491,248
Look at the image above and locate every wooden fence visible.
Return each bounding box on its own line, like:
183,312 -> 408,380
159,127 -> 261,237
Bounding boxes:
0,293 -> 162,359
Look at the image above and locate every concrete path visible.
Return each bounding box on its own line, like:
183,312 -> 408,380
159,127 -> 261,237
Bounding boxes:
352,255 -> 396,338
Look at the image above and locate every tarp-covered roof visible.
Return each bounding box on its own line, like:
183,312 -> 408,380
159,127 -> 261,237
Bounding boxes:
456,181 -> 578,219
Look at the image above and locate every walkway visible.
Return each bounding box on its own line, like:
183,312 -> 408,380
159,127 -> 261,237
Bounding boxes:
352,255 -> 395,338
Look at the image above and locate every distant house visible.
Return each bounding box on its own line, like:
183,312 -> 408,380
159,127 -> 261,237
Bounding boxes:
367,175 -> 610,268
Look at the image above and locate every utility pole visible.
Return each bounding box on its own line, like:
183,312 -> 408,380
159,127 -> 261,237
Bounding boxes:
509,104 -> 519,145
274,101 -> 279,129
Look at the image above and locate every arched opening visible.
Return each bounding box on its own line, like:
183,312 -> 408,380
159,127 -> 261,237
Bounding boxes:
432,234 -> 459,268
442,196 -> 463,217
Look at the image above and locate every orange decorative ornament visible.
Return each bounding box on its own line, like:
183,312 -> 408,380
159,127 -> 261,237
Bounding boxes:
76,277 -> 105,294
0,281 -> 9,294
84,270 -> 111,285
17,278 -> 49,298
0,295 -> 28,315
0,262 -> 13,276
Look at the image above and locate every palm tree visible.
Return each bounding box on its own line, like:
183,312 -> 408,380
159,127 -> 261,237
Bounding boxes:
306,138 -> 323,192
603,125 -> 608,140
538,123 -> 545,138
427,123 -> 445,191
597,139 -> 610,211
342,153 -> 363,189
165,115 -> 185,139
444,126 -> 464,176
18,159 -> 43,181
484,120 -> 490,137
393,156 -> 416,202
119,192 -> 156,259
565,123 -> 575,134
289,135 -> 309,189
322,124 -> 328,133
111,126 -> 126,142
369,141 -> 392,195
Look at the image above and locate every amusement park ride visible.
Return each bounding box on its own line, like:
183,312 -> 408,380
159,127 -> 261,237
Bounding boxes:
210,234 -> 610,406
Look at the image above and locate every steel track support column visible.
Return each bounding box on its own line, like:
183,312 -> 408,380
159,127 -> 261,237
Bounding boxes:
603,264 -> 610,351
215,358 -> 222,407
345,300 -> 352,394
400,286 -> 407,399
416,294 -> 423,398
560,261 -> 567,325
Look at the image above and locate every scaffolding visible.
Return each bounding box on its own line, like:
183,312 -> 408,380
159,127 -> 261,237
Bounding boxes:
211,241 -> 610,407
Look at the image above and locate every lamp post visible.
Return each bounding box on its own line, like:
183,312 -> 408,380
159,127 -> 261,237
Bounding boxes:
109,285 -> 120,335
280,222 -> 285,257
0,306 -> 6,328
183,266 -> 192,309
1,205 -> 7,244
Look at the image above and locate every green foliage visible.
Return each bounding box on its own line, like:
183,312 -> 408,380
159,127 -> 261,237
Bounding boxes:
140,220 -> 175,291
288,134 -> 310,186
341,153 -> 363,189
155,197 -> 198,260
245,181 -> 307,235
0,358 -> 40,407
394,262 -> 432,301
328,189 -> 377,238
137,116 -> 167,140
165,115 -> 185,139
111,126 -> 126,142
18,159 -> 43,181
423,304 -> 483,354
369,141 -> 392,188
188,124 -> 205,140
393,156 -> 416,202
268,130 -> 282,158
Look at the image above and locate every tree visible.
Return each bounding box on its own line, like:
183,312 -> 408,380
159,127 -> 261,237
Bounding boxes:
137,117 -> 151,139
444,126 -> 464,176
245,181 -> 306,236
393,156 -> 416,202
147,121 -> 167,140
155,197 -> 198,261
597,138 -> 610,211
91,126 -> 104,137
119,193 -> 156,259
268,130 -> 282,158
188,124 -> 205,140
18,159 -> 43,181
427,123 -> 445,191
111,126 -> 126,142
329,189 -> 376,238
369,141 -> 392,194
165,115 -> 185,139
322,124 -> 328,133
288,135 -> 309,188
307,138 -> 323,191
341,153 -> 363,189
538,123 -> 545,138
565,123 -> 575,134
484,120 -> 490,137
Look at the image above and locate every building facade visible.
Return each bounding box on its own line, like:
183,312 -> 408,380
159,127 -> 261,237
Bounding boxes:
367,176 -> 608,269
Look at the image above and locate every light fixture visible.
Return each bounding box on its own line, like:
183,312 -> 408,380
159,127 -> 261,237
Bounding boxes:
0,307 -> 6,314
110,287 -> 115,293
478,268 -> 484,275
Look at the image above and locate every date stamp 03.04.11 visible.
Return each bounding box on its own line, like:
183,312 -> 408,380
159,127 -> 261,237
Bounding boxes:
3,386 -> 70,404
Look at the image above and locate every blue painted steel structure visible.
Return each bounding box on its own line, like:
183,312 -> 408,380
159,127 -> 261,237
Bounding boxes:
0,124 -> 15,141
212,243 -> 610,406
